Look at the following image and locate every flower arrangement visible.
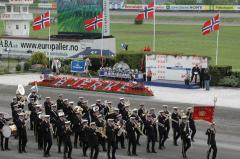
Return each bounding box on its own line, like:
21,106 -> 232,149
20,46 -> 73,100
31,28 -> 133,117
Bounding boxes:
30,76 -> 154,96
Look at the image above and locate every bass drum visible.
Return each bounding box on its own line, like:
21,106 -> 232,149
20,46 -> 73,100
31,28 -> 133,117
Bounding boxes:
2,124 -> 17,138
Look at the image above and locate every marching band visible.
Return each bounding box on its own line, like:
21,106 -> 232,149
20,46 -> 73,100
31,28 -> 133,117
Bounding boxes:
0,87 -> 218,159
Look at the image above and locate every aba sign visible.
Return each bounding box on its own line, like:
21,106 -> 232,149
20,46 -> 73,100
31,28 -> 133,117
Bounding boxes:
71,61 -> 85,73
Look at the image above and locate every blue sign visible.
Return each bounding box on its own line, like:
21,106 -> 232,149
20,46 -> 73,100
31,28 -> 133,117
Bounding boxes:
71,61 -> 85,73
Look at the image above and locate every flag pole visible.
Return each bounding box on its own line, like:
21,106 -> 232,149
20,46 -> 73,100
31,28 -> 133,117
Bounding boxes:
48,10 -> 51,69
153,0 -> 156,52
101,11 -> 104,67
215,12 -> 220,65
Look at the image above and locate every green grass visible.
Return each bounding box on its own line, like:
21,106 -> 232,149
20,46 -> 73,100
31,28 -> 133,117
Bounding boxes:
0,20 -> 240,69
112,23 -> 240,69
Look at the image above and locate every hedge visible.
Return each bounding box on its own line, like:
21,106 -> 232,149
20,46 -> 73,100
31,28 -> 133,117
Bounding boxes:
209,65 -> 232,86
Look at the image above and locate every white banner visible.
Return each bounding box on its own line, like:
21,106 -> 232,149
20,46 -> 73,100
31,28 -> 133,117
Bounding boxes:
0,37 -> 116,58
146,54 -> 208,81
103,0 -> 111,36
9,0 -> 33,4
119,4 -> 240,11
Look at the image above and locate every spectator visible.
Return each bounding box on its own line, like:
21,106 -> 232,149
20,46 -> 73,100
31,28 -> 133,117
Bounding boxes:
200,67 -> 206,88
204,68 -> 211,91
191,64 -> 200,83
147,69 -> 152,82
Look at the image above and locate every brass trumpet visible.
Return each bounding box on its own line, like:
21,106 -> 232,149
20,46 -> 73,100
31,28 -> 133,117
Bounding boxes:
96,127 -> 107,139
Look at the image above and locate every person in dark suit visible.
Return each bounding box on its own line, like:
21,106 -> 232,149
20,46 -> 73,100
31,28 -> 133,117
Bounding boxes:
200,67 -> 205,88
106,119 -> 117,159
171,107 -> 181,146
34,109 -> 43,150
77,97 -> 84,108
126,117 -> 138,156
28,98 -> 36,131
186,107 -> 196,142
157,110 -> 167,150
115,114 -> 126,149
42,115 -> 52,157
80,120 -> 89,157
206,122 -> 217,159
121,105 -> 130,122
130,108 -> 142,145
50,104 -> 59,138
145,114 -> 157,153
56,113 -> 66,153
0,112 -> 10,151
95,114 -> 107,151
28,90 -> 39,103
88,122 -> 99,159
163,105 -> 170,138
63,121 -> 72,159
191,64 -> 200,83
117,98 -> 125,115
44,97 -> 52,115
72,111 -> 82,148
15,113 -> 27,153
57,94 -> 64,110
180,115 -> 191,159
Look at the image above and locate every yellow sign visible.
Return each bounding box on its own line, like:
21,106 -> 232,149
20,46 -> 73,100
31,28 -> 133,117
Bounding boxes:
214,5 -> 236,11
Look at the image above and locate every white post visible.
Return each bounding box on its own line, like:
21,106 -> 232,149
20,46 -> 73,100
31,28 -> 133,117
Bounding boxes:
153,0 -> 156,52
101,11 -> 104,67
48,10 -> 51,69
215,12 -> 220,65
214,96 -> 218,107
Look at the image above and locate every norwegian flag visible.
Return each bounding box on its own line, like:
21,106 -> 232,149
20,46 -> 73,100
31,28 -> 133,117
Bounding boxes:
32,11 -> 50,31
85,12 -> 103,31
202,14 -> 220,36
135,2 -> 155,21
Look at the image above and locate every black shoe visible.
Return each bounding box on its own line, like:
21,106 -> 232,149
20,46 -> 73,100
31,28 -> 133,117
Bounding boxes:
43,154 -> 48,157
182,152 -> 186,158
23,150 -> 27,153
68,157 -> 72,159
1,148 -> 4,151
121,146 -> 125,149
174,143 -> 178,146
18,150 -> 22,153
137,143 -> 141,145
152,150 -> 157,153
132,153 -> 138,156
191,138 -> 195,142
6,148 -> 11,151
147,149 -> 151,153
158,146 -> 162,150
58,151 -> 62,153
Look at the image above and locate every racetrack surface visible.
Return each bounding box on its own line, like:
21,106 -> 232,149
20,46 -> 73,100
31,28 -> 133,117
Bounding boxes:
0,84 -> 240,159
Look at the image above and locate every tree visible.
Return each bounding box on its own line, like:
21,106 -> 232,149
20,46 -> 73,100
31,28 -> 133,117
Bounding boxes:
30,52 -> 48,66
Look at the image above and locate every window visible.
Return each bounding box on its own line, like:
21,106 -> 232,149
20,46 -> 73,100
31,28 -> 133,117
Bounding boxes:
22,6 -> 28,12
13,6 -> 20,12
16,25 -> 19,30
6,6 -> 11,12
